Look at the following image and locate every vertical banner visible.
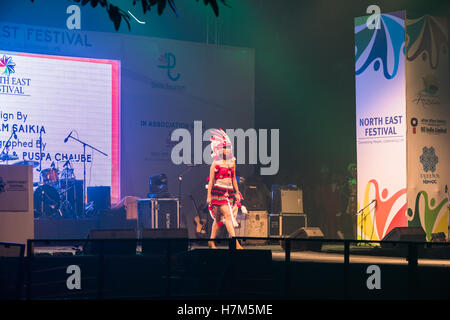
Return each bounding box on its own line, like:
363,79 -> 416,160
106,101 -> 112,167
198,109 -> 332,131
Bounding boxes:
354,12 -> 408,240
406,14 -> 449,240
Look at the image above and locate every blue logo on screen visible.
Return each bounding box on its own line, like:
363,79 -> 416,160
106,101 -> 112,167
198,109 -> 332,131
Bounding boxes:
157,53 -> 181,82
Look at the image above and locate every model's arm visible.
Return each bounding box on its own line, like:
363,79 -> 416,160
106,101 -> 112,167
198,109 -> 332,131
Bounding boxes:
232,161 -> 242,202
207,162 -> 215,205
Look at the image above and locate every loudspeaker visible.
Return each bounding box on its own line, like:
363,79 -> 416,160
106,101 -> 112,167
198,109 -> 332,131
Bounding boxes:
84,229 -> 137,255
142,228 -> 188,255
382,227 -> 426,242
431,232 -> 446,242
243,185 -> 268,211
87,186 -> 111,211
269,214 -> 307,236
271,185 -> 303,214
282,227 -> 324,251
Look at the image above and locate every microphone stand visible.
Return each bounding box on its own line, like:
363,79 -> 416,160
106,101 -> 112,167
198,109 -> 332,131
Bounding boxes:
66,134 -> 108,219
38,130 -> 43,184
0,130 -> 17,164
38,130 -> 44,218
355,199 -> 376,246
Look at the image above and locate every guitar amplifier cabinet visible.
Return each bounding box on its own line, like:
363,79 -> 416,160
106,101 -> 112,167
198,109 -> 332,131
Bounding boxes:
271,185 -> 304,215
137,198 -> 180,237
269,214 -> 307,237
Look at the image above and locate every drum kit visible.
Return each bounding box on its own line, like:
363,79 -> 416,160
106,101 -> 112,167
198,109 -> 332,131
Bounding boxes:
1,129 -> 108,219
28,160 -> 81,219
0,151 -> 72,219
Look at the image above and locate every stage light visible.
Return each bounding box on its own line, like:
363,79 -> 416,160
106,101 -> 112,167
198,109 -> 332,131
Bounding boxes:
148,173 -> 169,198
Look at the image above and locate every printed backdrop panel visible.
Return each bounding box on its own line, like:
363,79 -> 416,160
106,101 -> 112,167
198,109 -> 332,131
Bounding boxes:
355,12 -> 408,240
406,14 -> 449,240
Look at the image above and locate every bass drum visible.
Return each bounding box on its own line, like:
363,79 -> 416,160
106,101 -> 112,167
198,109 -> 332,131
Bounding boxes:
34,185 -> 60,218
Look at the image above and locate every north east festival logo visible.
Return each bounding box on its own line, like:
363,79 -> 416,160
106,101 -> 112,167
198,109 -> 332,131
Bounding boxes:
0,55 -> 16,76
0,55 -> 32,96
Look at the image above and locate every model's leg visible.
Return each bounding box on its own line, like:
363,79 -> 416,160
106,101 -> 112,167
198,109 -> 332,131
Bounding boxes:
219,204 -> 243,249
209,206 -> 221,248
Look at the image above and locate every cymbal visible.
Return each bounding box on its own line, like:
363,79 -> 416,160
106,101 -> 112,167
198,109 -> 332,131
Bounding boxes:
0,153 -> 19,161
13,160 -> 40,167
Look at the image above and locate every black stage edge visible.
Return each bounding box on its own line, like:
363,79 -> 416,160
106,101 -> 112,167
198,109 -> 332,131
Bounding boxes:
34,209 -> 136,239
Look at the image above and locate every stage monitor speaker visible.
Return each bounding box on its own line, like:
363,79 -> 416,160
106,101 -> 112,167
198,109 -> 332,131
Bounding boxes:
282,227 -> 324,251
382,227 -> 426,243
431,232 -> 446,243
142,228 -> 188,255
84,229 -> 137,255
87,186 -> 111,211
269,214 -> 307,237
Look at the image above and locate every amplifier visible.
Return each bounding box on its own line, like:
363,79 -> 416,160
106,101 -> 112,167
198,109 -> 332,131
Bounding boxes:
87,186 -> 111,211
243,185 -> 268,211
269,214 -> 307,237
271,185 -> 303,214
236,211 -> 268,245
137,198 -> 180,236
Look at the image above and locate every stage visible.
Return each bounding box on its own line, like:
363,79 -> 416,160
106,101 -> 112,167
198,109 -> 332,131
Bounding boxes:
32,243 -> 450,267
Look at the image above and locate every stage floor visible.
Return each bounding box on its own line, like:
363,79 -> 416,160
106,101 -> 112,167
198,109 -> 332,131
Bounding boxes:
32,243 -> 450,267
190,245 -> 450,267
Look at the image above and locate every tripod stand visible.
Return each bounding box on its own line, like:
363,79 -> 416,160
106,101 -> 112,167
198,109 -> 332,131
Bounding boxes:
356,199 -> 376,246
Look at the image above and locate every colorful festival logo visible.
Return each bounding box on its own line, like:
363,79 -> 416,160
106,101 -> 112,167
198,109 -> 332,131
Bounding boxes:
0,55 -> 16,76
406,15 -> 448,70
407,191 -> 448,241
420,146 -> 438,173
358,179 -> 407,240
355,12 -> 405,80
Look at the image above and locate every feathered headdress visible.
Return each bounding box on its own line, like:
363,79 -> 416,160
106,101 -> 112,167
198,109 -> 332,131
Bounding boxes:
210,128 -> 234,160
